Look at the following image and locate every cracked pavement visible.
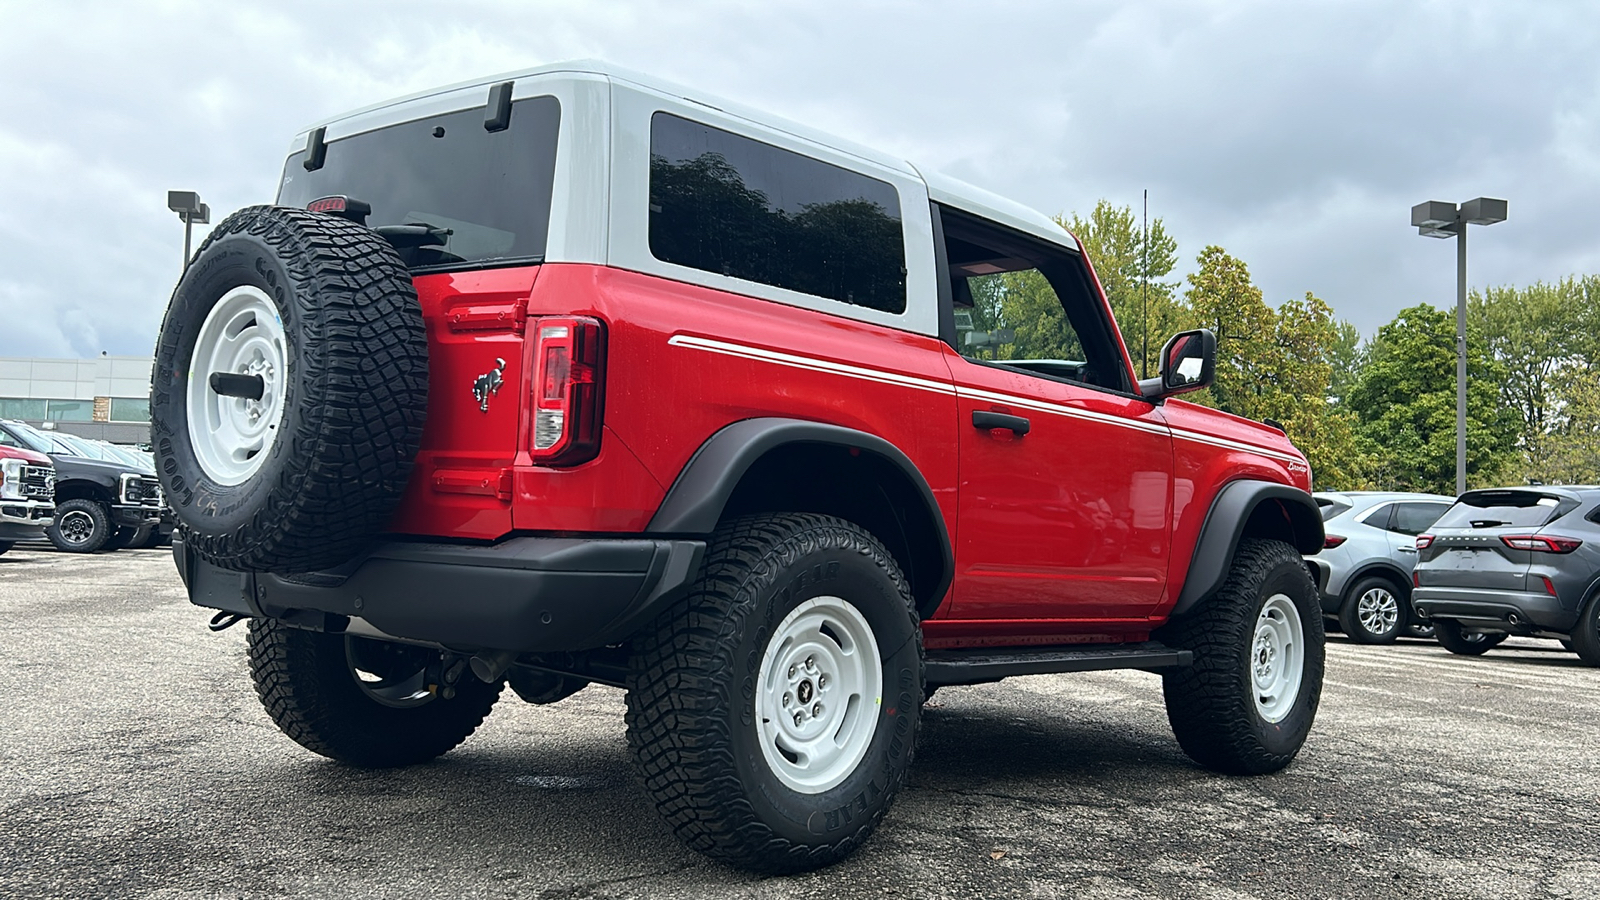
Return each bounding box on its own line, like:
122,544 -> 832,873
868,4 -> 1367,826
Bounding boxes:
1,547 -> 1597,898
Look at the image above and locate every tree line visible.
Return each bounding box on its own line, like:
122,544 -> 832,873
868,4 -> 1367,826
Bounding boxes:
1063,200 -> 1600,494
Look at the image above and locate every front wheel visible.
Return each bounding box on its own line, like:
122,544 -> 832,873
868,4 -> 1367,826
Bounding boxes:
247,619 -> 501,767
626,513 -> 922,873
1156,538 -> 1325,775
1433,620 -> 1507,656
46,499 -> 113,553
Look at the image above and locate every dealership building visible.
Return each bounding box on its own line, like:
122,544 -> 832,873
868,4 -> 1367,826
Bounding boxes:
0,355 -> 155,444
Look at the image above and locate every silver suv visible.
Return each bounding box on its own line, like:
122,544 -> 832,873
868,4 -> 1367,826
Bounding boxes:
1306,491 -> 1453,643
1413,486 -> 1600,665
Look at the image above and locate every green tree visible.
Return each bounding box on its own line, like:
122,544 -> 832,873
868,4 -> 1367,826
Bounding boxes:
1183,246 -> 1276,419
1543,366 -> 1600,483
1346,304 -> 1517,493
1327,318 -> 1364,406
1469,278 -> 1587,470
1063,201 -> 1183,379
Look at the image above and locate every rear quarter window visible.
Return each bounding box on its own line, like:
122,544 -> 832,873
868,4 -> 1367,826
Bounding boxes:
1317,498 -> 1352,522
648,112 -> 906,314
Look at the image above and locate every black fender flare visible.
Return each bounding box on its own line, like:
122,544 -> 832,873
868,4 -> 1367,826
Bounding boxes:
646,417 -> 953,617
1170,480 -> 1324,618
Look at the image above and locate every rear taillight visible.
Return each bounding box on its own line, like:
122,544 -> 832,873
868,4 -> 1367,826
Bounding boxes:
1414,534 -> 1434,550
1540,575 -> 1558,597
529,316 -> 604,466
1500,535 -> 1582,554
1323,535 -> 1347,549
1412,570 -> 1421,588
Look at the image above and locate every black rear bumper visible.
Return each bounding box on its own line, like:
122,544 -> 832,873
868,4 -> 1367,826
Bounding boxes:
174,533 -> 705,653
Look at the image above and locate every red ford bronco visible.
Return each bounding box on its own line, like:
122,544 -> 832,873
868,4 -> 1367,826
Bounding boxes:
155,61 -> 1325,872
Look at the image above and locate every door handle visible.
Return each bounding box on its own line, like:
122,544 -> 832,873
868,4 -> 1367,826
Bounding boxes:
1398,546 -> 1417,554
972,410 -> 1030,435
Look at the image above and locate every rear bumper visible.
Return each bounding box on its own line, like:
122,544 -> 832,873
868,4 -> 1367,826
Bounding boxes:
1304,557 -> 1335,612
0,499 -> 54,541
173,533 -> 705,653
1411,586 -> 1576,633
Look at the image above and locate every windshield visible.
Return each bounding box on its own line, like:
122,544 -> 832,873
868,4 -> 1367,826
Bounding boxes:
5,422 -> 54,454
1433,490 -> 1567,529
277,95 -> 561,273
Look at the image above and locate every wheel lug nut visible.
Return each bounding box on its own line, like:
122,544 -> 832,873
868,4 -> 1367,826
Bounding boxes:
782,692 -> 791,707
793,712 -> 805,727
812,703 -> 822,716
817,674 -> 828,688
788,665 -> 797,678
805,655 -> 815,670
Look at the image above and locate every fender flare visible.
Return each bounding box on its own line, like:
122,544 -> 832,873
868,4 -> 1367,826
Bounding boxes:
646,417 -> 954,617
1342,561 -> 1414,600
1171,479 -> 1324,618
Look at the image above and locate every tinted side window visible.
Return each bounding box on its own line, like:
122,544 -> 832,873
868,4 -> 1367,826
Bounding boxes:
278,96 -> 561,272
1392,502 -> 1448,535
648,113 -> 906,314
1361,503 -> 1395,532
1318,498 -> 1352,522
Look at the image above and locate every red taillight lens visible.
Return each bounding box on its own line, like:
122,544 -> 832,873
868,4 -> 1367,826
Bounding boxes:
529,316 -> 604,466
1414,534 -> 1434,550
1500,535 -> 1583,554
1540,575 -> 1558,597
1323,535 -> 1347,549
1412,570 -> 1421,588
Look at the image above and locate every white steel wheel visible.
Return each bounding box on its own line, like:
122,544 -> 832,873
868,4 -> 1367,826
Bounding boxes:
756,595 -> 883,794
1357,586 -> 1400,636
1252,593 -> 1305,723
186,285 -> 288,486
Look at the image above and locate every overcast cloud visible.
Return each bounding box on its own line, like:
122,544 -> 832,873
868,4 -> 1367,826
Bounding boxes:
3,0 -> 1597,357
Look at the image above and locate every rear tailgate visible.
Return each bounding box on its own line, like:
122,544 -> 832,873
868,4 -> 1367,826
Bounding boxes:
1419,490 -> 1570,592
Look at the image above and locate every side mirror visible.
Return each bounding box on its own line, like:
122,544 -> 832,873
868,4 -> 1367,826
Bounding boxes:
1138,329 -> 1216,400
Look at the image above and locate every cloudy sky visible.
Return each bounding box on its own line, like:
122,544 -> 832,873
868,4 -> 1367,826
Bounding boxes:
2,0 -> 1595,358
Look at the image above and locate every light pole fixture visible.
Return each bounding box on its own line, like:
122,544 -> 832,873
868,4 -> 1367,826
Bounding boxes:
167,190 -> 211,273
1411,196 -> 1507,495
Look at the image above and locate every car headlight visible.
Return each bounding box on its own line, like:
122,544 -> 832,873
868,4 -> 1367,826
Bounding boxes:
0,459 -> 22,501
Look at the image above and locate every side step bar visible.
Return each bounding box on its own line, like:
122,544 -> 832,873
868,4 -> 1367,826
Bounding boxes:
925,641 -> 1192,686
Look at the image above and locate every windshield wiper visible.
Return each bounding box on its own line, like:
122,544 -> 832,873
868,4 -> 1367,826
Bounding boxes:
1469,519 -> 1507,528
374,222 -> 452,249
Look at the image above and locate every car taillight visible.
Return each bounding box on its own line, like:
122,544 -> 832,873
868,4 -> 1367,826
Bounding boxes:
1323,535 -> 1346,549
529,316 -> 604,466
1414,534 -> 1434,550
1500,535 -> 1582,554
1540,575 -> 1558,597
1412,570 -> 1421,588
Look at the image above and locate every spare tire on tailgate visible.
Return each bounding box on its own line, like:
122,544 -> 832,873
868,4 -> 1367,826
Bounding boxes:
152,205 -> 427,572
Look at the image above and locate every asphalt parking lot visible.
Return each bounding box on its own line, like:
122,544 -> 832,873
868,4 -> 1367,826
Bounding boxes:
2,546 -> 1597,899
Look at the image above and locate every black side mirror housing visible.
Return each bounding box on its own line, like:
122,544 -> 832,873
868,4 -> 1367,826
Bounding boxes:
1137,329 -> 1217,401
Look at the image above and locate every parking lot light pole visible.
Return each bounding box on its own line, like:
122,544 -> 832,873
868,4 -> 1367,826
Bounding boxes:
167,191 -> 211,274
1411,198 -> 1507,496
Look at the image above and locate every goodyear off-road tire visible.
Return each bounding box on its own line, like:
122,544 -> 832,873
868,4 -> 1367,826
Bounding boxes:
1433,620 -> 1507,656
1156,538 -> 1325,775
46,498 -> 113,553
151,205 -> 426,572
1338,574 -> 1407,644
1566,595 -> 1600,667
625,513 -> 923,873
247,618 -> 500,767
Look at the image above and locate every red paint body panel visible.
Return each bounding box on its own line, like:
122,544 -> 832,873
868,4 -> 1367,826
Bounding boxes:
948,351 -> 1173,621
383,260 -> 1310,643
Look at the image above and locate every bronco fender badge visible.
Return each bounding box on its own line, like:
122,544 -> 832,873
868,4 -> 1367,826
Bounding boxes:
473,358 -> 506,413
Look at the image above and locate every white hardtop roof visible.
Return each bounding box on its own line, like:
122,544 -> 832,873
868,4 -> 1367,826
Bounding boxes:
301,60 -> 1080,254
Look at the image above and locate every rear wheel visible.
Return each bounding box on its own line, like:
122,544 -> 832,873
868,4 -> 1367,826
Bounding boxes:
1156,538 -> 1325,775
1569,595 -> 1600,667
46,499 -> 113,553
1338,575 -> 1406,644
247,619 -> 501,767
626,513 -> 922,873
1433,620 -> 1507,656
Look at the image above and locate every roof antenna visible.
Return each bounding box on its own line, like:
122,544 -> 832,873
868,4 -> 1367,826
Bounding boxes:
1142,189 -> 1149,380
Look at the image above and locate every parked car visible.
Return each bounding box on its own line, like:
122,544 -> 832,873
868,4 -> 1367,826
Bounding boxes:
1306,491 -> 1453,643
1412,486 -> 1600,665
0,420 -> 163,553
155,61 -> 1326,872
0,443 -> 56,555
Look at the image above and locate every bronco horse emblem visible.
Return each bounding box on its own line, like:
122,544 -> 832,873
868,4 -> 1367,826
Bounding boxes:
472,358 -> 506,413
